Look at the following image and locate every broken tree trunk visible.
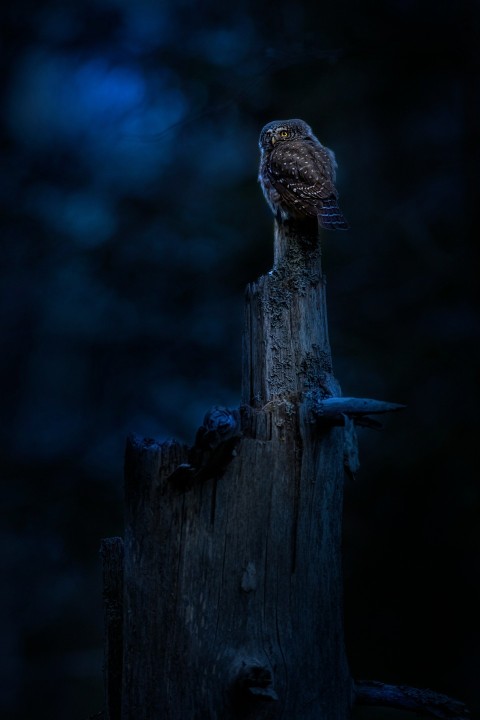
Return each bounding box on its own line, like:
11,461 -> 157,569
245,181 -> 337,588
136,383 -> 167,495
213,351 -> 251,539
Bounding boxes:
117,217 -> 353,719
97,217 -> 472,720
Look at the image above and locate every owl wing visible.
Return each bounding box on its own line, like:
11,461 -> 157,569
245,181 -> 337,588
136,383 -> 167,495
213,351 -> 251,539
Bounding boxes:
267,140 -> 338,217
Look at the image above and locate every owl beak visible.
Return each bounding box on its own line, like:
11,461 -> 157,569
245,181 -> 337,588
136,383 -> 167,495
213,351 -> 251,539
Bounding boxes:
271,136 -> 277,145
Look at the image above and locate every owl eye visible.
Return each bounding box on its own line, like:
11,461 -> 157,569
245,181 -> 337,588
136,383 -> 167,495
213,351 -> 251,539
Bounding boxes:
279,130 -> 289,138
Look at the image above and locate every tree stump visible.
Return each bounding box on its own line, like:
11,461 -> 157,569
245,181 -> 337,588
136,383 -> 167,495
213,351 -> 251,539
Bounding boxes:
108,218 -> 356,719
98,218 -> 472,720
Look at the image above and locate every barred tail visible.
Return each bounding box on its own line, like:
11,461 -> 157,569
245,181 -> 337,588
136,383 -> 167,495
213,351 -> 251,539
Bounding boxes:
318,196 -> 349,230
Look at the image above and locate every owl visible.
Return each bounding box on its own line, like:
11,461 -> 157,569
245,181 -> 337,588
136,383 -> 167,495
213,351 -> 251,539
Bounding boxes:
258,118 -> 349,230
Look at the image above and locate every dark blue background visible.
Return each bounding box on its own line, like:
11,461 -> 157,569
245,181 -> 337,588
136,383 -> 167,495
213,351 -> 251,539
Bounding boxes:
2,1 -> 479,717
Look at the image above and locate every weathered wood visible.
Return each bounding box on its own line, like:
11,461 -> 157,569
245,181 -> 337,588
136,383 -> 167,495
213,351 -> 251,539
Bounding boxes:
123,408 -> 352,719
242,219 -> 340,407
309,395 -> 406,419
100,536 -> 124,720
354,681 -> 470,720
305,393 -> 406,430
99,213 -> 468,720
168,406 -> 242,492
121,219 -> 353,719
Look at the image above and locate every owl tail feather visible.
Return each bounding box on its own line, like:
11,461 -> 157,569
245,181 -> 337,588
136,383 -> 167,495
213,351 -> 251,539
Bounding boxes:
318,197 -> 349,230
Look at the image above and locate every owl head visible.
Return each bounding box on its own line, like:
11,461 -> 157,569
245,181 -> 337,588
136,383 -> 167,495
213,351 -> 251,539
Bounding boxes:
259,118 -> 313,150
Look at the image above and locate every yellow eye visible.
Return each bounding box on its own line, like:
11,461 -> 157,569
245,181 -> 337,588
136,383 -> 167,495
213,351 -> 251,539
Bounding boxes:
280,130 -> 289,138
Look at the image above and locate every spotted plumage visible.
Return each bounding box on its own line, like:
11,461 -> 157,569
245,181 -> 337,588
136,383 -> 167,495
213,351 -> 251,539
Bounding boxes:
258,118 -> 349,230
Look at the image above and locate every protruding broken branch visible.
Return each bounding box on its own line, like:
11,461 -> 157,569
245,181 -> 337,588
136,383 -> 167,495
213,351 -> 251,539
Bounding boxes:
354,680 -> 470,720
320,397 -> 406,415
306,392 -> 405,428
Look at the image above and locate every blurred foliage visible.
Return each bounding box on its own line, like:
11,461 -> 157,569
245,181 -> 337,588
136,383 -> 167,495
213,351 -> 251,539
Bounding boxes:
1,0 -> 479,718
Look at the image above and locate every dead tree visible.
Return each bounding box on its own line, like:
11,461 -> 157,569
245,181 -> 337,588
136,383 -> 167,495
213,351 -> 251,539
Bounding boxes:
98,218 -> 468,720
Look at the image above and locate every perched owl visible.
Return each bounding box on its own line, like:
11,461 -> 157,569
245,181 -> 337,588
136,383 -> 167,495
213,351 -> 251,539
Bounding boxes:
258,118 -> 349,230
